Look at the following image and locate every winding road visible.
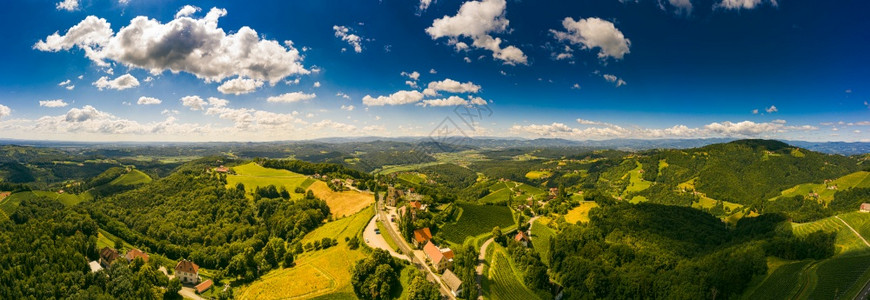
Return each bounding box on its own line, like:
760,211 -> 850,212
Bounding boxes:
475,216 -> 538,299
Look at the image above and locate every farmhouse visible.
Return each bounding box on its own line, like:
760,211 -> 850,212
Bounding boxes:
214,165 -> 229,173
175,259 -> 201,284
515,231 -> 530,247
861,203 -> 870,213
442,269 -> 463,297
409,200 -> 423,211
88,261 -> 103,273
413,228 -> 433,248
195,279 -> 214,294
99,247 -> 119,268
423,241 -> 454,272
124,248 -> 150,263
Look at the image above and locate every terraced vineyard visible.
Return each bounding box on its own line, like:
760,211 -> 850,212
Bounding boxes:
530,218 -> 556,266
484,247 -> 543,300
108,169 -> 152,186
773,171 -> 870,203
744,260 -> 812,299
441,202 -> 515,245
793,215 -> 868,254
809,254 -> 870,299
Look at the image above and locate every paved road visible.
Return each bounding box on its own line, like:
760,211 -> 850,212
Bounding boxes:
363,215 -> 410,260
375,201 -> 455,299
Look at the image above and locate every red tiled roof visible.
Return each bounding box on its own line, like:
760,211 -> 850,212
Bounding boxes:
442,249 -> 454,260
414,228 -> 432,243
195,279 -> 213,294
515,231 -> 529,242
100,247 -> 119,262
410,200 -> 422,210
175,259 -> 200,274
424,241 -> 445,265
125,248 -> 150,263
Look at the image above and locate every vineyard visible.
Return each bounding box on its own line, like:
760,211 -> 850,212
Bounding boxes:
441,202 -> 515,245
483,246 -> 543,300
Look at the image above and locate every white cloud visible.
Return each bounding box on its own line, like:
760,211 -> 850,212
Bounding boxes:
362,90 -> 424,106
56,0 -> 79,11
419,0 -> 434,11
765,105 -> 778,113
137,96 -> 162,105
401,71 -> 421,81
423,78 -> 481,96
510,119 -> 817,139
336,92 -> 351,99
313,81 -> 321,88
864,101 -> 869,109
0,104 -> 8,120
310,120 -> 357,132
118,0 -> 130,6
571,83 -> 581,90
181,95 -> 207,110
333,25 -> 363,53
66,85 -> 76,91
429,69 -> 437,74
175,5 -> 201,18
217,77 -> 264,95
405,81 -> 419,89
666,0 -> 693,15
35,8 -> 308,84
93,74 -> 140,91
340,104 -> 355,111
716,0 -> 778,10
425,0 -> 527,65
551,17 -> 631,60
58,79 -> 72,86
267,92 -> 316,103
602,74 -> 627,87
39,99 -> 69,108
752,109 -> 759,114
420,96 -> 469,107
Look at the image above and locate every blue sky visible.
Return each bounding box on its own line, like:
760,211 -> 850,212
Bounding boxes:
0,0 -> 867,142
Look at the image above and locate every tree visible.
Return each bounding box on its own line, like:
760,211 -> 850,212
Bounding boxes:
351,249 -> 399,300
406,269 -> 441,300
167,277 -> 182,295
492,226 -> 504,245
283,250 -> 295,267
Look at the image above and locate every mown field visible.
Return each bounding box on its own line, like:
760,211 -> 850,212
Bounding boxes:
441,202 -> 515,245
773,171 -> 870,203
564,201 -> 599,224
226,162 -> 371,218
238,207 -> 373,300
482,244 -> 543,300
307,181 -> 373,218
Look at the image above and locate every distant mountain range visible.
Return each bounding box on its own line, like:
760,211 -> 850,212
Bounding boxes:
1,137 -> 868,155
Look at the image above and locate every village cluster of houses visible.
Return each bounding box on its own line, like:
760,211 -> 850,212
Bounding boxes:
92,247 -> 213,295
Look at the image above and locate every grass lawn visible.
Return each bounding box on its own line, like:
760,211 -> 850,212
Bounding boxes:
376,220 -> 399,251
238,207 -> 373,300
108,169 -> 152,186
482,244 -> 544,300
441,202 -> 515,245
623,161 -> 652,194
564,201 -> 599,224
480,187 -> 512,204
397,172 -> 426,185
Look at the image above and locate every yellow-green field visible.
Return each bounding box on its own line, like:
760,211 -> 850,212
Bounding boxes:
238,207 -> 373,300
622,161 -> 652,194
109,169 -> 152,186
773,171 -> 870,203
376,220 -> 399,251
530,218 -> 557,266
307,181 -> 373,218
525,170 -> 552,180
564,201 -> 599,224
225,162 -> 371,218
225,162 -> 311,200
